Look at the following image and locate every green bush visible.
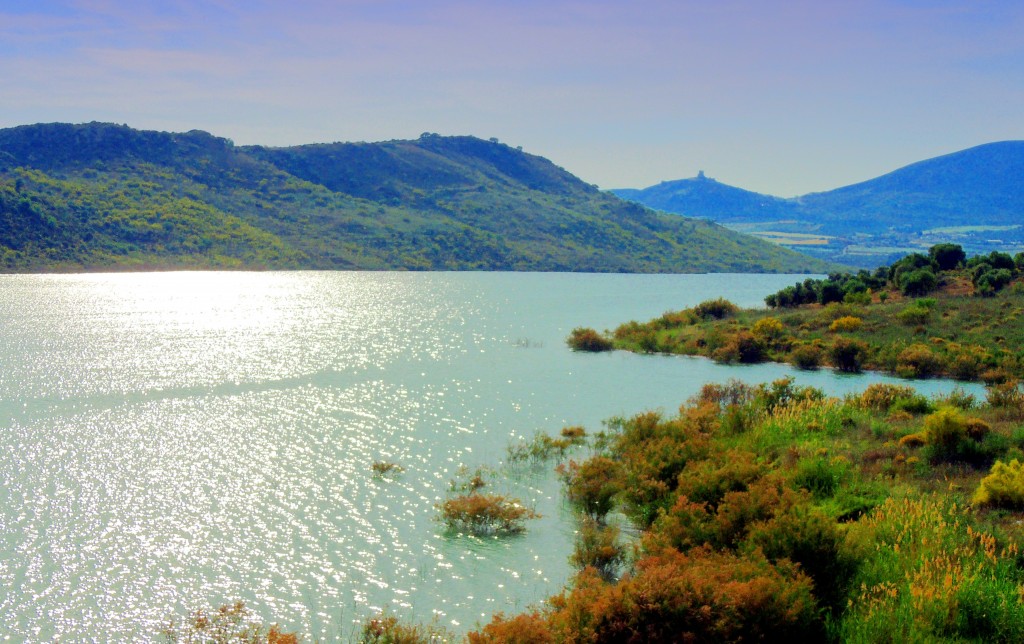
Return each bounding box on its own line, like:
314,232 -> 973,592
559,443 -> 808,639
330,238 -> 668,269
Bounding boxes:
791,455 -> 848,499
790,344 -> 822,369
973,459 -> 1024,508
828,337 -> 869,372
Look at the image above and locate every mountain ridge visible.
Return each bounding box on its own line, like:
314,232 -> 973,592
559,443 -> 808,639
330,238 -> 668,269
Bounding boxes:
613,141 -> 1024,266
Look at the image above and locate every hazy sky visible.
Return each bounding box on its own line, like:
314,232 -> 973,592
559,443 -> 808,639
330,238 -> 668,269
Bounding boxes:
2,0 -> 1022,196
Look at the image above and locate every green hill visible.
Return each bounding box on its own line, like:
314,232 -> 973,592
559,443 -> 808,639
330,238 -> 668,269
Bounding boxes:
0,122 -> 833,273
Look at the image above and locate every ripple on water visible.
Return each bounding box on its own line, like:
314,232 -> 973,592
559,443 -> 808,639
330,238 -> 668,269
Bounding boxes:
0,271 -> 982,639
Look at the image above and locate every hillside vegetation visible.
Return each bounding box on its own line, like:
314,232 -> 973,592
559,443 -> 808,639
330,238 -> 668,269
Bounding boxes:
0,122 -> 833,273
577,244 -> 1024,383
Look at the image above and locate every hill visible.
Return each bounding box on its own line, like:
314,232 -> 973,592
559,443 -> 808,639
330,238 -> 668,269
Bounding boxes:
614,142 -> 1024,267
0,122 -> 833,273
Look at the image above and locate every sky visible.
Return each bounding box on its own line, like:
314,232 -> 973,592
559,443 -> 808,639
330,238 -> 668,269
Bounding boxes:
1,0 -> 1023,196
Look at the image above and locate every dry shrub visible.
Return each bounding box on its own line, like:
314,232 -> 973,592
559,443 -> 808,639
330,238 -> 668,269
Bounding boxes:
163,601 -> 298,644
467,611 -> 553,644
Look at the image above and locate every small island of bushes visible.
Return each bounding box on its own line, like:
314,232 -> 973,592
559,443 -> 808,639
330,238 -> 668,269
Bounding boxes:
569,244 -> 1024,384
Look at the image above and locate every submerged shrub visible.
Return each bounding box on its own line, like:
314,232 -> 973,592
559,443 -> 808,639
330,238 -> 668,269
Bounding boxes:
558,456 -> 623,520
567,327 -> 613,352
438,492 -> 540,535
570,516 -> 626,580
163,601 -> 298,644
361,612 -> 454,644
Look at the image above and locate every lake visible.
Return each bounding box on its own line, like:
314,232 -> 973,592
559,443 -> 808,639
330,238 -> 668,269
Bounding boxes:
0,271 -> 980,640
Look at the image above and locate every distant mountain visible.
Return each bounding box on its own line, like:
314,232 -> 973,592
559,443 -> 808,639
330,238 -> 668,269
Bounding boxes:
614,142 -> 1024,267
0,122 -> 833,273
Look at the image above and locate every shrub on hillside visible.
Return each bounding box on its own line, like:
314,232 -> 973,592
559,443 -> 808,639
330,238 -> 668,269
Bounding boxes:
693,297 -> 738,320
752,316 -> 786,342
973,459 -> 1024,508
900,268 -> 938,296
829,316 -> 863,333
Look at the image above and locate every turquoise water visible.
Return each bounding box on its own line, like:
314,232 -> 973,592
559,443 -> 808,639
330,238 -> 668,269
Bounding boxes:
0,272 -> 979,640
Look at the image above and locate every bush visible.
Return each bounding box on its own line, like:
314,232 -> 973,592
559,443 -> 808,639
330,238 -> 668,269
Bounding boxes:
163,602 -> 298,644
747,505 -> 861,612
752,316 -> 786,342
558,456 -> 622,520
546,548 -> 820,642
570,517 -> 626,580
693,297 -> 738,320
790,344 -> 822,369
973,459 -> 1024,508
828,337 -> 869,372
361,613 -> 454,643
438,493 -> 540,535
896,305 -> 931,326
895,343 -> 945,378
829,316 -> 863,333
791,455 -> 848,499
859,383 -> 917,412
567,327 -> 613,352
900,268 -> 938,296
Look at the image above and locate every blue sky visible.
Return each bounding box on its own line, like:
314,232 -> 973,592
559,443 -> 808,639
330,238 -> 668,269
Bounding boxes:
2,0 -> 1022,196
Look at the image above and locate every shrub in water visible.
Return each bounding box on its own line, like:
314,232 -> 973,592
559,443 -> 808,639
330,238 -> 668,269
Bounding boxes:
438,492 -> 540,535
567,327 -> 613,352
558,456 -> 623,520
